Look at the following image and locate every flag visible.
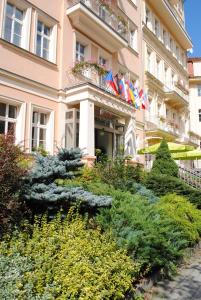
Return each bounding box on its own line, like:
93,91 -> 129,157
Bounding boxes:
134,87 -> 140,109
139,89 -> 149,110
122,77 -> 128,101
104,71 -> 119,95
118,79 -> 125,97
129,82 -> 135,105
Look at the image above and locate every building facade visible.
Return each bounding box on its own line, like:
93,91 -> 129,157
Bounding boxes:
188,58 -> 201,151
142,0 -> 193,167
0,0 -> 144,164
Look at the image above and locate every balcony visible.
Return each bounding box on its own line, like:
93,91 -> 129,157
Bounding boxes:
164,84 -> 189,109
66,0 -> 128,53
145,71 -> 164,92
65,62 -> 134,116
146,0 -> 192,49
145,114 -> 180,141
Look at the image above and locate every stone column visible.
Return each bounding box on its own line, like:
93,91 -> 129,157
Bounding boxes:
79,100 -> 95,165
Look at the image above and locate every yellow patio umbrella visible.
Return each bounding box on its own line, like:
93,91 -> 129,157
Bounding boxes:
172,150 -> 201,160
137,142 -> 194,155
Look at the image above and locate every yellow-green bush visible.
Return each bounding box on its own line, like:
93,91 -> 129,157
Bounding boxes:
156,194 -> 201,244
0,213 -> 140,299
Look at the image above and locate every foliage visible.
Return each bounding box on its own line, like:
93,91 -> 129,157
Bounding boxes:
72,61 -> 107,76
95,156 -> 145,190
97,192 -> 201,276
0,134 -> 28,236
0,214 -> 139,299
156,194 -> 201,244
150,140 -> 179,177
23,148 -> 111,214
145,173 -> 201,208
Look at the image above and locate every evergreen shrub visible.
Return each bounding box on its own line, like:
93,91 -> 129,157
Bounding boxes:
97,193 -> 201,275
156,194 -> 201,244
150,140 -> 179,177
0,214 -> 139,299
23,148 -> 111,214
145,173 -> 201,208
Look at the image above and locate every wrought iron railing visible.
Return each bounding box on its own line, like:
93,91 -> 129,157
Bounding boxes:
178,166 -> 201,190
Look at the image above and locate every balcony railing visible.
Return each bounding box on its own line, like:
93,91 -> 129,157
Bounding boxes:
145,114 -> 181,136
67,0 -> 128,41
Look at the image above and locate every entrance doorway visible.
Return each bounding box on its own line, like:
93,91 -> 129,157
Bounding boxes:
95,128 -> 113,157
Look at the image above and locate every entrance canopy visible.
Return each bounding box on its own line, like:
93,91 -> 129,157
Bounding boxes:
138,142 -> 194,154
172,150 -> 201,160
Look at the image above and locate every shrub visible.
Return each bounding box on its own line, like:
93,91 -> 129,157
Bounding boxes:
0,214 -> 140,299
97,191 -> 201,276
145,173 -> 201,208
23,148 -> 111,215
150,140 -> 178,177
95,156 -> 145,190
0,134 -> 27,236
156,194 -> 201,244
97,193 -> 187,275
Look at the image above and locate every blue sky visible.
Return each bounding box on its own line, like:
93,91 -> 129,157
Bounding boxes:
184,0 -> 201,57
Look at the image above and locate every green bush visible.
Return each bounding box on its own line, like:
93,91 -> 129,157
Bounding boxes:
150,140 -> 178,177
156,194 -> 201,243
0,214 -> 139,299
97,192 -> 201,276
145,173 -> 201,208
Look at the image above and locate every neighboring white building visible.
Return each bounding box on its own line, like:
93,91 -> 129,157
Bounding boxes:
187,58 -> 201,167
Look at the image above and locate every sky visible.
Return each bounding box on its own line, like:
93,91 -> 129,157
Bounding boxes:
184,0 -> 201,57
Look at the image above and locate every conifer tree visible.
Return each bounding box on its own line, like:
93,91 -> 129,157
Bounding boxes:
23,148 -> 111,213
150,140 -> 178,177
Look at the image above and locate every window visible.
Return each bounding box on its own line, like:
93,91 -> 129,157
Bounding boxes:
99,5 -> 107,21
176,46 -> 179,60
198,86 -> 201,97
163,30 -> 166,44
199,109 -> 201,122
156,59 -> 160,79
130,29 -> 137,51
99,56 -> 107,86
0,102 -> 17,135
65,109 -> 79,149
4,3 -> 23,47
154,19 -> 159,37
76,41 -> 85,62
170,38 -> 173,52
171,73 -> 175,88
32,111 -> 48,150
164,66 -> 168,86
147,50 -> 151,72
36,21 -> 51,60
145,7 -> 151,26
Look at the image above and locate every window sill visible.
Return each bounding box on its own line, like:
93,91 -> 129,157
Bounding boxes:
0,38 -> 58,69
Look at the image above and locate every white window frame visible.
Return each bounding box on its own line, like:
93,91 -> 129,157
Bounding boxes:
2,1 -> 31,50
129,27 -> 138,52
31,111 -> 48,151
36,20 -> 51,60
34,12 -> 57,63
65,108 -> 80,149
0,102 -> 17,135
3,3 -> 23,47
76,41 -> 85,62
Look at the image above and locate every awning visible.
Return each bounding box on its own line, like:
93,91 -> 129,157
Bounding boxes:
172,150 -> 201,160
137,142 -> 194,154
